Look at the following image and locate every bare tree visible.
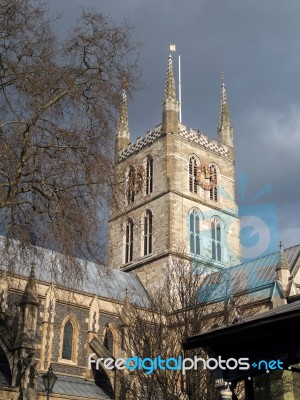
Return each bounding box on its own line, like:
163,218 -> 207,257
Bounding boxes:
120,256 -> 231,400
118,250 -> 269,400
0,0 -> 139,276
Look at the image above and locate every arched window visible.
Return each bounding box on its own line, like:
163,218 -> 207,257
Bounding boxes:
211,218 -> 222,262
145,156 -> 153,195
189,210 -> 201,256
127,166 -> 135,204
189,156 -> 198,194
62,320 -> 73,360
125,218 -> 134,263
209,165 -> 218,202
144,210 -> 153,256
103,328 -> 114,355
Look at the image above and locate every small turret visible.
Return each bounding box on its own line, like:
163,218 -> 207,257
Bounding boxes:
218,73 -> 233,153
15,264 -> 39,349
20,265 -> 39,308
162,54 -> 179,134
13,264 -> 40,399
276,241 -> 291,287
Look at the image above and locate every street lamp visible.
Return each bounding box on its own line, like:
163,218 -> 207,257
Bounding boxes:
42,365 -> 57,399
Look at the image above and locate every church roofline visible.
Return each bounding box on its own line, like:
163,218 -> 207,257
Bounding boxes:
198,244 -> 300,303
117,123 -> 230,163
1,265 -> 151,309
0,236 -> 151,308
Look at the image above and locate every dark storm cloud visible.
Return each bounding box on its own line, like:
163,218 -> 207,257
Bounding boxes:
51,0 -> 300,248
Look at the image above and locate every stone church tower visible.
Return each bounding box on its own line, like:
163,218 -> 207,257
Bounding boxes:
108,53 -> 241,286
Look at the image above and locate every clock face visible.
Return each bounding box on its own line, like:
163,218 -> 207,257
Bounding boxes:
128,165 -> 145,194
196,164 -> 217,191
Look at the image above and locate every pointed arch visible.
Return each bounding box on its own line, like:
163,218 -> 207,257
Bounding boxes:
62,320 -> 73,360
189,208 -> 202,256
211,216 -> 224,262
102,324 -> 120,358
125,218 -> 134,263
103,327 -> 114,355
145,155 -> 153,195
143,209 -> 153,256
188,155 -> 199,194
127,165 -> 135,204
60,315 -> 79,363
209,163 -> 219,202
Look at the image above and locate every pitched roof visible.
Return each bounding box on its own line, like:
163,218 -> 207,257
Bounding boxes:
37,374 -> 112,399
0,237 -> 151,308
198,244 -> 300,303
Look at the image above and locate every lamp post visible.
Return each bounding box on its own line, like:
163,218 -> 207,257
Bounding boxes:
42,365 -> 57,400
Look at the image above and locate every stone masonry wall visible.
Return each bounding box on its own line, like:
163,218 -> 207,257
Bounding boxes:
108,122 -> 241,281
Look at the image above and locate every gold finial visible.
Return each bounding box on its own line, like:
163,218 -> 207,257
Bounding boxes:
169,43 -> 176,52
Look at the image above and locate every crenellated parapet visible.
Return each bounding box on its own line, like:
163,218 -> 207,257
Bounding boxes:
177,126 -> 229,157
118,127 -> 164,162
117,124 -> 229,162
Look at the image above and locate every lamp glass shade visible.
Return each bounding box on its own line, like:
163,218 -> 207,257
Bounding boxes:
42,366 -> 57,392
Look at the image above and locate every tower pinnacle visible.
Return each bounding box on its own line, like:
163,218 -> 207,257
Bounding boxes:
276,241 -> 292,293
115,89 -> 130,161
278,241 -> 290,271
218,73 -> 233,152
15,263 -> 39,350
162,53 -> 178,133
219,73 -> 231,128
20,263 -> 39,306
164,54 -> 177,102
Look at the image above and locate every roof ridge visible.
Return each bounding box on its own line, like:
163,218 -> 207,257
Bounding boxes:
228,243 -> 300,270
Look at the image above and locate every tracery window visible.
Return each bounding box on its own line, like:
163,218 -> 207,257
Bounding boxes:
125,218 -> 134,263
144,210 -> 153,256
103,328 -> 114,355
127,166 -> 135,204
211,218 -> 222,262
209,165 -> 218,201
189,156 -> 198,193
62,320 -> 74,360
189,210 -> 201,256
145,156 -> 153,195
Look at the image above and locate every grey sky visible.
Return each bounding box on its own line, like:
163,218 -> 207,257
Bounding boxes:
51,0 -> 300,252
